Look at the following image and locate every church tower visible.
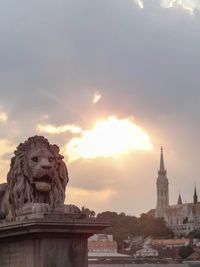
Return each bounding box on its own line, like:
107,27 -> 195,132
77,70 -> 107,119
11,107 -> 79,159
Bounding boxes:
194,186 -> 198,205
177,193 -> 182,205
155,147 -> 169,217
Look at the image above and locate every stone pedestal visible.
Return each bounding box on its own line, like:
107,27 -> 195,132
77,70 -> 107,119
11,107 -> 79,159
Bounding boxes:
0,213 -> 108,267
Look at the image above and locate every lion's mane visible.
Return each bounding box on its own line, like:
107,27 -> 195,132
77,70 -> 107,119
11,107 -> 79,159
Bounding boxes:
6,136 -> 69,217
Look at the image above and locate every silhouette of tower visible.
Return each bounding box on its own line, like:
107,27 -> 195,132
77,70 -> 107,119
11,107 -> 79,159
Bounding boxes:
194,186 -> 198,205
177,193 -> 182,205
155,147 -> 169,217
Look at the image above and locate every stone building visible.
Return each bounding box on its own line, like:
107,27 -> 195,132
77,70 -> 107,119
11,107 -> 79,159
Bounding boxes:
135,245 -> 159,258
155,148 -> 200,236
88,234 -> 117,253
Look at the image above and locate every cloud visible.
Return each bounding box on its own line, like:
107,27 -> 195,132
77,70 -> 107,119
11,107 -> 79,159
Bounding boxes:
67,152 -> 157,215
134,0 -> 200,15
64,116 -> 153,162
0,139 -> 15,157
0,139 -> 15,182
161,0 -> 199,15
66,186 -> 118,211
0,0 -> 199,215
93,92 -> 102,104
0,112 -> 8,123
134,0 -> 144,9
37,123 -> 82,134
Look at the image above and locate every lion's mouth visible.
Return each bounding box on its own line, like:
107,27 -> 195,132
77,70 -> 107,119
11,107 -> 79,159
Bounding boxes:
33,175 -> 52,184
33,175 -> 52,192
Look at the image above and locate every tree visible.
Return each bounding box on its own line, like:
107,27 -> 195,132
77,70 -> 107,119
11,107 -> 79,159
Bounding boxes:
81,207 -> 96,218
138,215 -> 174,238
190,229 -> 200,239
179,245 -> 194,259
97,211 -> 173,250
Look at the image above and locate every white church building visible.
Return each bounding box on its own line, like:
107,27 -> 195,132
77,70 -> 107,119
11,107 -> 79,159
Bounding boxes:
155,148 -> 200,236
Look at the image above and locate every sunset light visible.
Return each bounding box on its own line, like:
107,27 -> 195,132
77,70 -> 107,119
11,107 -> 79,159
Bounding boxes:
0,112 -> 8,123
65,116 -> 153,162
1,0 -> 200,264
37,123 -> 82,134
135,0 -> 144,9
93,92 -> 102,104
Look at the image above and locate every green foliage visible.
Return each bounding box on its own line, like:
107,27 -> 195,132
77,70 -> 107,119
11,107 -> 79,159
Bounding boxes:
190,229 -> 200,239
97,211 -> 173,248
179,245 -> 194,259
81,207 -> 96,218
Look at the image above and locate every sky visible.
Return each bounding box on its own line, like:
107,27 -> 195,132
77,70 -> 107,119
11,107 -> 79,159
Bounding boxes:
0,0 -> 200,215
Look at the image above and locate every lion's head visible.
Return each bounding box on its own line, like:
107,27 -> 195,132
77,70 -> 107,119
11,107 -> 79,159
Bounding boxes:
7,136 -> 69,217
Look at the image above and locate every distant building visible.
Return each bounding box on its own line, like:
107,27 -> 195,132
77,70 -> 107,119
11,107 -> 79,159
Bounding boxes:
135,245 -> 159,258
88,234 -> 117,253
88,234 -> 131,264
187,251 -> 200,260
124,236 -> 144,251
155,147 -> 200,236
152,238 -> 189,248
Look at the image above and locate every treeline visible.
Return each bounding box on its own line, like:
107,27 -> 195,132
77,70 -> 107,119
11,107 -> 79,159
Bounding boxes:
82,208 -> 173,248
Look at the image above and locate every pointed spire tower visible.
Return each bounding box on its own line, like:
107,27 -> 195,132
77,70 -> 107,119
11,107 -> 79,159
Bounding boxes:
159,147 -> 166,176
155,147 -> 169,218
178,193 -> 182,205
194,186 -> 198,205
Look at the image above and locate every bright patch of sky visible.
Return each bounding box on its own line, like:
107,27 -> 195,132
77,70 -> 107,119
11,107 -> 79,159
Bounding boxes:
93,92 -> 102,104
37,123 -> 82,134
161,0 -> 200,15
134,0 -> 144,9
64,116 -> 153,162
0,112 -> 8,123
134,0 -> 200,15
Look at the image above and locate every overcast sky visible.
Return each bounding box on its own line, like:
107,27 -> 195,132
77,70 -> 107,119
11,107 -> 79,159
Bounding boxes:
0,0 -> 200,215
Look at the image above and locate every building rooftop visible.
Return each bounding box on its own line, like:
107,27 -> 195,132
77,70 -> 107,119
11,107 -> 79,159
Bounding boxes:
88,252 -> 130,258
153,238 -> 189,246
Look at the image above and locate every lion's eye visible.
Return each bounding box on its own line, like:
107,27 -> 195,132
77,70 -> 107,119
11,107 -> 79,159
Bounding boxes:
49,157 -> 54,163
31,157 -> 38,162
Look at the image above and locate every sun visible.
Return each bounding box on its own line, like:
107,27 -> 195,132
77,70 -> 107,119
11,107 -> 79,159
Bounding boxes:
65,116 -> 153,162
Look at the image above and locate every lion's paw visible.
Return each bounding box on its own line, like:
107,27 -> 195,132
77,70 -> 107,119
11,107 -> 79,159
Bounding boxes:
63,204 -> 81,214
31,203 -> 51,214
54,204 -> 81,214
20,203 -> 51,215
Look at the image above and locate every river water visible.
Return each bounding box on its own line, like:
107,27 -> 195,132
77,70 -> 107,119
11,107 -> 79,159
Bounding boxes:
89,263 -> 200,267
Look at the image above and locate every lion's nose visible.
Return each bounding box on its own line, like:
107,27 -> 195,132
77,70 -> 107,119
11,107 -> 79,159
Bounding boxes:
42,165 -> 52,170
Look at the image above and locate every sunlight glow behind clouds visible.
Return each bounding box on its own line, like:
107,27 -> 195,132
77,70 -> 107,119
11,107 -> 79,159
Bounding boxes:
65,116 -> 153,162
67,187 -> 117,210
134,0 -> 144,9
0,139 -> 15,182
0,112 -> 8,123
0,139 -> 14,156
161,0 -> 199,15
37,123 -> 82,134
134,0 -> 200,15
93,92 -> 102,104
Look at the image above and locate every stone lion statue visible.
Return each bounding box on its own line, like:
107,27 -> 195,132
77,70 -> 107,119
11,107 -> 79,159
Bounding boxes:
0,136 -> 79,221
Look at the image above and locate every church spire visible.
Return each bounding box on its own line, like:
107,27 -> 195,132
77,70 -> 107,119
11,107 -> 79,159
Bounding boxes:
158,147 -> 167,176
156,147 -> 169,218
178,193 -> 182,205
194,186 -> 198,205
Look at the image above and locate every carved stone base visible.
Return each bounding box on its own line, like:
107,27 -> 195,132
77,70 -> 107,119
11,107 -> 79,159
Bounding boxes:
0,213 -> 109,267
